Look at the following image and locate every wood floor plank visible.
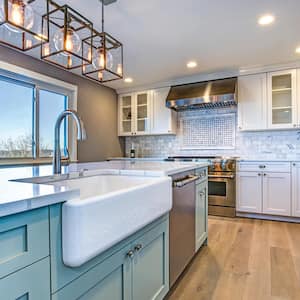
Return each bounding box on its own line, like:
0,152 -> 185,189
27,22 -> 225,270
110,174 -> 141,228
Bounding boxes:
270,246 -> 300,300
167,217 -> 300,300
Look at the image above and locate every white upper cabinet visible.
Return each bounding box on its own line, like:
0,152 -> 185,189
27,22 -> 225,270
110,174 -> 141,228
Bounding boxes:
118,88 -> 176,136
135,91 -> 152,135
267,69 -> 297,129
119,93 -> 134,136
238,68 -> 299,131
238,73 -> 267,131
151,87 -> 177,135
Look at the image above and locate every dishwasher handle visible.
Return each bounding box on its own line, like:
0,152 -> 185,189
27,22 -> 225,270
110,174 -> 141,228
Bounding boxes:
173,175 -> 200,188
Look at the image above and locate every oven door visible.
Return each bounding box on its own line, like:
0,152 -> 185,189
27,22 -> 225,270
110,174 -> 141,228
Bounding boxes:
208,174 -> 235,207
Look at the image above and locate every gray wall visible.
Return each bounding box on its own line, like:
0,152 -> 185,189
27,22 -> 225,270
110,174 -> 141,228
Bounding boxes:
0,45 -> 124,162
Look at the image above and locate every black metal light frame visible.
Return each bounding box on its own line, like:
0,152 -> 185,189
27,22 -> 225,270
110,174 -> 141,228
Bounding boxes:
0,0 -> 49,51
82,0 -> 123,83
41,0 -> 93,70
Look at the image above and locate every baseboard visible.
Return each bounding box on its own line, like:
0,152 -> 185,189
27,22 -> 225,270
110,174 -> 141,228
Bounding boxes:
236,212 -> 300,223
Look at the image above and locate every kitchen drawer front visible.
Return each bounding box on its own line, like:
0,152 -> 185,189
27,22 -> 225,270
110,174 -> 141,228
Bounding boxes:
0,257 -> 50,300
238,161 -> 291,173
0,207 -> 49,279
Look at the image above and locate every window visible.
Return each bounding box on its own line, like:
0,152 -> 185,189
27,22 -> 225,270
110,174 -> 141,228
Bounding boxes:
0,66 -> 77,164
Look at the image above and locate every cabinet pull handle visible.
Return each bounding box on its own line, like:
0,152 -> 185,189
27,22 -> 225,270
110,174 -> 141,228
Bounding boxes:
126,250 -> 134,258
134,244 -> 143,252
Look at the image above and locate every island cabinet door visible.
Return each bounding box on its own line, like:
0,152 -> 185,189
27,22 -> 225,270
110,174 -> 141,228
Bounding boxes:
131,219 -> 169,300
195,181 -> 208,252
52,244 -> 132,300
0,258 -> 50,300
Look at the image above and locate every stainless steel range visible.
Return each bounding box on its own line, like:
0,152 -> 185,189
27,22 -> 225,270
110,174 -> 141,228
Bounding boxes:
167,156 -> 237,217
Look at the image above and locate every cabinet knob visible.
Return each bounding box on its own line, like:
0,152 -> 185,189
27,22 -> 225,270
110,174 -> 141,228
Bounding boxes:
263,173 -> 267,176
199,192 -> 205,197
258,173 -> 261,176
294,124 -> 297,128
126,250 -> 134,258
293,163 -> 296,167
134,244 -> 143,252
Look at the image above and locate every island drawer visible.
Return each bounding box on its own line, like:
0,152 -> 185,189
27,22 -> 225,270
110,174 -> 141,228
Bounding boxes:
0,207 -> 49,279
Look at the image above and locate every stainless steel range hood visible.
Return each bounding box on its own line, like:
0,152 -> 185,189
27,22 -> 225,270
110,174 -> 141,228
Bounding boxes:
166,77 -> 237,111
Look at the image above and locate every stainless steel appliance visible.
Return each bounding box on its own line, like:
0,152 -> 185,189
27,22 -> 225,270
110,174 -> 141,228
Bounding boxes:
166,77 -> 237,111
169,171 -> 200,287
167,156 -> 237,217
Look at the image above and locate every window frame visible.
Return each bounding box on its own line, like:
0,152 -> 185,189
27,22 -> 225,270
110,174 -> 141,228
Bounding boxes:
0,61 -> 78,166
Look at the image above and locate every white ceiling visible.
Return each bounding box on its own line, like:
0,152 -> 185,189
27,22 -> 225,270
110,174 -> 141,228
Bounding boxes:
27,0 -> 300,91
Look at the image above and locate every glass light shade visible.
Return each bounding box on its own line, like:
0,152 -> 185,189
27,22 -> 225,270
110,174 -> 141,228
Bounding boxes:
0,0 -> 34,33
92,47 -> 113,69
53,28 -> 81,56
0,0 -> 48,51
41,2 -> 93,70
82,31 -> 123,83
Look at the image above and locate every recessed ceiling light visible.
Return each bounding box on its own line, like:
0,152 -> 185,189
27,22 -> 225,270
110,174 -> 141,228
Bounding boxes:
187,61 -> 197,68
258,14 -> 275,26
296,47 -> 300,54
124,77 -> 133,83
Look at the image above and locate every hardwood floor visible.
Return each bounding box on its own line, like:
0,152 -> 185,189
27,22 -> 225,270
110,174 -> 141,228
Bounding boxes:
167,216 -> 300,300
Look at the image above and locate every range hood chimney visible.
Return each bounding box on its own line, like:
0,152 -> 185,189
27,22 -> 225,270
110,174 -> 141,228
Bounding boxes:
166,77 -> 237,111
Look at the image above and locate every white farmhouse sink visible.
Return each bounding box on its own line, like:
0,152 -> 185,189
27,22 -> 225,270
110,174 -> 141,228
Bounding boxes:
48,175 -> 172,267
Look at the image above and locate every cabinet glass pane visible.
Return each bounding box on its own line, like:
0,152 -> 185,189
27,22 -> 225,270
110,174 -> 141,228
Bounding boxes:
137,93 -> 147,105
272,90 -> 292,108
137,119 -> 149,132
272,108 -> 292,124
272,74 -> 291,90
122,121 -> 131,132
137,105 -> 148,119
122,96 -> 132,107
122,107 -> 132,121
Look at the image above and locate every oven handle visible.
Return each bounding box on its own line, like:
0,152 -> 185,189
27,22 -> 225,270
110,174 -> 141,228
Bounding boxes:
173,175 -> 200,188
208,174 -> 235,179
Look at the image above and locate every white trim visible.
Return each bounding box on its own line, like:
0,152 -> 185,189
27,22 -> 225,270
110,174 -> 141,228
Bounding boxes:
116,60 -> 300,95
0,60 -> 79,164
0,60 -> 78,92
236,211 -> 300,223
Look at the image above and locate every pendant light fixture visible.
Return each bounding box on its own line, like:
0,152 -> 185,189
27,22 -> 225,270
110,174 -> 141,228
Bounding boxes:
0,0 -> 49,51
82,0 -> 123,83
41,0 -> 93,70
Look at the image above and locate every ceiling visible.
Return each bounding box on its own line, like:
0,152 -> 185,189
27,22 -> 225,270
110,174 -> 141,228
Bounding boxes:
27,0 -> 300,91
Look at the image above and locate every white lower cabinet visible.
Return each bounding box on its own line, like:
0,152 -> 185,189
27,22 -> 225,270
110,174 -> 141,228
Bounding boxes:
237,168 -> 291,216
292,163 -> 300,217
237,172 -> 262,213
262,172 -> 291,216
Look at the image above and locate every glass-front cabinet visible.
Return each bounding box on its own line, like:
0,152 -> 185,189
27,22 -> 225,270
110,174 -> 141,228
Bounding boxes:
135,92 -> 151,134
267,69 -> 297,129
119,94 -> 133,135
118,91 -> 152,136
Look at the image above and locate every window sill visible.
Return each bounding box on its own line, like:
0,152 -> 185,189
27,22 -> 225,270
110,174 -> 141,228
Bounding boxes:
0,159 -> 75,168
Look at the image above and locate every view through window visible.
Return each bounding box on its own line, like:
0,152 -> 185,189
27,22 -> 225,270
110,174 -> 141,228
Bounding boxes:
0,74 -> 69,160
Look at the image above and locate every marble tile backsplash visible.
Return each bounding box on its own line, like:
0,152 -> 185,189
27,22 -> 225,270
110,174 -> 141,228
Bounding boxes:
125,107 -> 300,160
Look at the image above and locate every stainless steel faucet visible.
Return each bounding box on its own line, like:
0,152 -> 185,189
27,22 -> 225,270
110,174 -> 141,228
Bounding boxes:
53,110 -> 87,174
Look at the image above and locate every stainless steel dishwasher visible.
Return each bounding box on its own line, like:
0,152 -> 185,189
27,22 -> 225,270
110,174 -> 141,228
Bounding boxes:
169,171 -> 200,287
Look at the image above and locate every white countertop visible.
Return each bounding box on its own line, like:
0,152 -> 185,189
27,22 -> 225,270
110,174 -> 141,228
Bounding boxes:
0,160 -> 208,218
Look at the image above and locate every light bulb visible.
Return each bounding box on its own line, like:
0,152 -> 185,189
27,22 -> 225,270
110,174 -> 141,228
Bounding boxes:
117,64 -> 122,76
53,28 -> 81,56
43,43 -> 50,56
98,71 -> 103,81
0,0 -> 34,33
92,47 -> 113,70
